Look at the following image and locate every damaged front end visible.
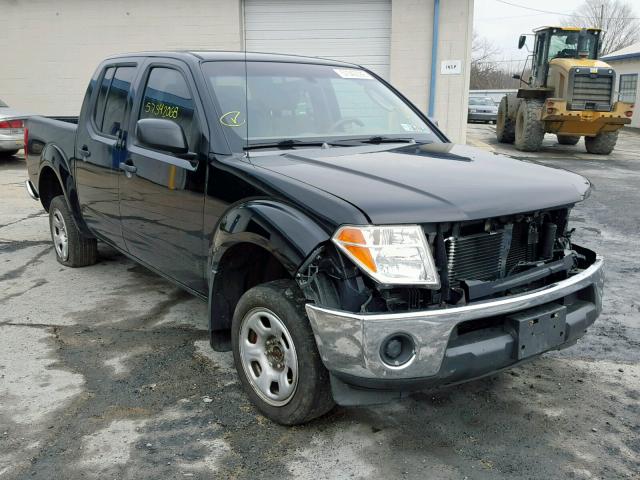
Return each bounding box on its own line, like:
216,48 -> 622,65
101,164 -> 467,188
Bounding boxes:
297,207 -> 604,405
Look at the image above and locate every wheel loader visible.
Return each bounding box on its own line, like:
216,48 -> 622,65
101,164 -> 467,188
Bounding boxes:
496,26 -> 633,154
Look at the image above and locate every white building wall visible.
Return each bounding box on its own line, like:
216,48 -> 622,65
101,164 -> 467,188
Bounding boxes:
390,0 -> 474,143
0,0 -> 243,116
605,58 -> 640,128
0,0 -> 473,142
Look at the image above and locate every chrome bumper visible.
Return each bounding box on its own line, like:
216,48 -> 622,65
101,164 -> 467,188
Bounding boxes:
305,258 -> 604,380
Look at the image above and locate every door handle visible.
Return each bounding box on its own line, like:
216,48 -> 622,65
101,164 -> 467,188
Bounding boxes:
119,162 -> 137,174
79,145 -> 91,158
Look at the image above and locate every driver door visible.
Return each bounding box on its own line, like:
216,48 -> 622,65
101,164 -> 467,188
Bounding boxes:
118,60 -> 208,293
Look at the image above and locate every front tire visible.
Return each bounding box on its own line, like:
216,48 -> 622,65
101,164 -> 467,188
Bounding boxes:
232,280 -> 334,425
49,195 -> 98,267
496,97 -> 515,143
557,135 -> 580,145
585,131 -> 618,154
514,99 -> 545,152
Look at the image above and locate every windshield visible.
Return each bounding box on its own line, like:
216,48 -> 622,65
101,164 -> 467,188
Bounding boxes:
548,31 -> 599,60
469,97 -> 495,106
202,61 -> 439,150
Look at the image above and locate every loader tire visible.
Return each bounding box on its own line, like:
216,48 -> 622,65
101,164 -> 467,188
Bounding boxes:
514,99 -> 545,152
585,131 -> 618,155
496,97 -> 515,143
557,135 -> 580,145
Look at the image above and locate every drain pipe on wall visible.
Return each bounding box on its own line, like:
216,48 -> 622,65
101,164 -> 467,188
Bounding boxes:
428,0 -> 440,118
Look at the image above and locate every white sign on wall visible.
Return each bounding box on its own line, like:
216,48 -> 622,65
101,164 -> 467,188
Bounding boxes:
441,60 -> 462,75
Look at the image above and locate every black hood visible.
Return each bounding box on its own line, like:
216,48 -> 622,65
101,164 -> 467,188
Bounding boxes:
248,143 -> 591,224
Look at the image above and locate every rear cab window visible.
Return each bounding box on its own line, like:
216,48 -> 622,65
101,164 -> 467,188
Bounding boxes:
92,65 -> 136,137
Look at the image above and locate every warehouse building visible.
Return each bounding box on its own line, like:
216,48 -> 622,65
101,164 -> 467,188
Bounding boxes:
601,43 -> 640,128
0,0 -> 474,142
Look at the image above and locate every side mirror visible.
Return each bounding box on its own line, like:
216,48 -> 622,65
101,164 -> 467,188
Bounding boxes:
512,74 -> 521,80
136,118 -> 188,154
518,35 -> 527,49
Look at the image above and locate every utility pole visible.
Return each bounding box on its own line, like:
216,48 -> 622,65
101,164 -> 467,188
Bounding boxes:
599,3 -> 604,29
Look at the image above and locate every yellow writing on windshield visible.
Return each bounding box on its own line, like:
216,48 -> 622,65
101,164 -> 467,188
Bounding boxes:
220,111 -> 245,127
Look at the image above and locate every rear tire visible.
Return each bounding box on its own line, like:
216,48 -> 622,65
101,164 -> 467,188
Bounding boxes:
496,97 -> 515,143
49,195 -> 98,267
232,279 -> 334,425
557,135 -> 580,145
514,99 -> 545,152
585,131 -> 618,155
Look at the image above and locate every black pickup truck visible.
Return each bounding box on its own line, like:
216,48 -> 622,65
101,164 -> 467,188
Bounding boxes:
25,51 -> 604,425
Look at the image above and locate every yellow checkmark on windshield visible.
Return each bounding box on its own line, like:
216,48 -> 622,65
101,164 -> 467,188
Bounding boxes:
220,111 -> 246,127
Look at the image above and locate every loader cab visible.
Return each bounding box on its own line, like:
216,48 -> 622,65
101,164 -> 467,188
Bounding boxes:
520,27 -> 601,87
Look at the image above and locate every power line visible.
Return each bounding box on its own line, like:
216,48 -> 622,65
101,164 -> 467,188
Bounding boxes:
495,0 -> 640,20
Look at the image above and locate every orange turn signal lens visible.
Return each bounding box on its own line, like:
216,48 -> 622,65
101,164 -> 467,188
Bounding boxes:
625,110 -> 633,117
336,227 -> 377,272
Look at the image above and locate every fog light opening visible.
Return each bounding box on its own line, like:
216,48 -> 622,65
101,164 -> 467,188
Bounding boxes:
380,333 -> 415,367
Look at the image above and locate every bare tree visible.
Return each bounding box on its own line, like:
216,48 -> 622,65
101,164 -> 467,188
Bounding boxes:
470,32 -> 523,89
563,0 -> 640,55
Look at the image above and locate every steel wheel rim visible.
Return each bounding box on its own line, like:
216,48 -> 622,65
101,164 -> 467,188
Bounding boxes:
239,307 -> 299,407
51,209 -> 69,261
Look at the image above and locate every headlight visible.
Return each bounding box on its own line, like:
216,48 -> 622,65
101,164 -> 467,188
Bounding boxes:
332,225 -> 440,287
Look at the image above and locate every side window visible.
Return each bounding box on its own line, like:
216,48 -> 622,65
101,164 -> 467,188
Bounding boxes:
101,66 -> 136,137
139,67 -> 198,151
93,67 -> 115,131
619,74 -> 637,103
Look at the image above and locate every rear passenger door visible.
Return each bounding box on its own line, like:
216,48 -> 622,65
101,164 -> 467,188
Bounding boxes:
76,62 -> 138,250
119,60 -> 208,293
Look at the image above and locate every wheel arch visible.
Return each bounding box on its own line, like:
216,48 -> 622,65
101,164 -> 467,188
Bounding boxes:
38,144 -> 91,236
207,199 -> 330,351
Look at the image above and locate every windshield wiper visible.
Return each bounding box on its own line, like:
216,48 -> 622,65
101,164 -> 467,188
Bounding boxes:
244,139 -> 332,151
333,136 -> 417,145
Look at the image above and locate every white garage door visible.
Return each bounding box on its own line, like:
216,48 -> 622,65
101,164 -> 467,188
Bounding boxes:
244,0 -> 392,79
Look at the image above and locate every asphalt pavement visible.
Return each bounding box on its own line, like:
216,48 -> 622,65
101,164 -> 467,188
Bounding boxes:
1,128 -> 639,479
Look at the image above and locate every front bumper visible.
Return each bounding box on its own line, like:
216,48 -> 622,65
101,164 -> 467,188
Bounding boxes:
305,258 -> 604,392
467,111 -> 497,122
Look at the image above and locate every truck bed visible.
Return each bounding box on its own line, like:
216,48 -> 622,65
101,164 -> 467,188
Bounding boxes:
25,115 -> 79,187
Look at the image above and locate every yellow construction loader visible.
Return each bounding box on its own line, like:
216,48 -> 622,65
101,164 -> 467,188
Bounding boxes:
497,26 -> 633,154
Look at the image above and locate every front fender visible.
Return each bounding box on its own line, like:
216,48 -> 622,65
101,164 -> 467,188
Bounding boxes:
206,199 -> 330,350
208,199 -> 330,277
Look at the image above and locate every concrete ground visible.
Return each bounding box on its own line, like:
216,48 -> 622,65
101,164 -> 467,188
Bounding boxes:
1,127 -> 639,479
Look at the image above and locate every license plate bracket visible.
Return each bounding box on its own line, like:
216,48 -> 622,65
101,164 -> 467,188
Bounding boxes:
507,303 -> 567,360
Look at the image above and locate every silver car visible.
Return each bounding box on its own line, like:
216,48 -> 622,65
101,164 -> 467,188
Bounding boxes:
0,99 -> 26,156
467,96 -> 498,124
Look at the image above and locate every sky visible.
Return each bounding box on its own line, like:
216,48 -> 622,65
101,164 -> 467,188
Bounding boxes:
473,0 -> 639,71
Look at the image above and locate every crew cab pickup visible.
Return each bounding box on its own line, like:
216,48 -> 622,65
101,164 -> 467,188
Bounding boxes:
25,52 -> 604,425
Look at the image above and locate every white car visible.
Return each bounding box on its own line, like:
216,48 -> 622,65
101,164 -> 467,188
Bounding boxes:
0,99 -> 27,156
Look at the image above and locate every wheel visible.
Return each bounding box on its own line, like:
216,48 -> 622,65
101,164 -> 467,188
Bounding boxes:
514,99 -> 545,152
49,195 -> 98,267
496,97 -> 515,143
557,135 -> 580,145
232,279 -> 334,425
585,131 -> 618,155
0,149 -> 19,157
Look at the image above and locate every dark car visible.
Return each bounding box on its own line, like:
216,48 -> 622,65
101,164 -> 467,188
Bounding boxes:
468,96 -> 498,123
24,52 -> 603,425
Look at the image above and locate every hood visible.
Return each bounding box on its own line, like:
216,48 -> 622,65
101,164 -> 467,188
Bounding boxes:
248,143 -> 590,224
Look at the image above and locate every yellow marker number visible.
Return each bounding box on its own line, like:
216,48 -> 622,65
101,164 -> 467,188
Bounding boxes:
144,101 -> 179,119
